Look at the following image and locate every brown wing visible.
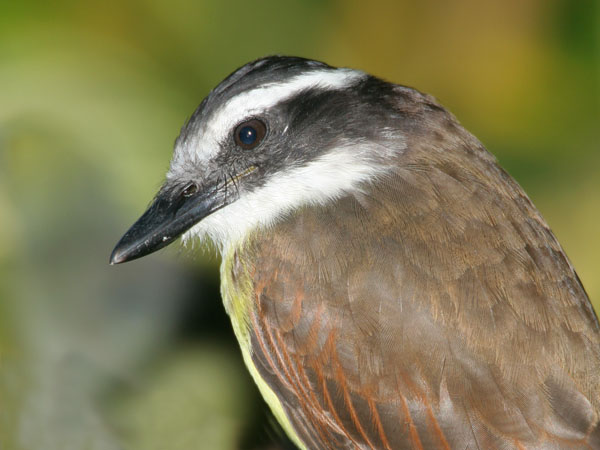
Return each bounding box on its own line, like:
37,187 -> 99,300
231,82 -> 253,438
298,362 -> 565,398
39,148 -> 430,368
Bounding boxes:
238,107 -> 600,449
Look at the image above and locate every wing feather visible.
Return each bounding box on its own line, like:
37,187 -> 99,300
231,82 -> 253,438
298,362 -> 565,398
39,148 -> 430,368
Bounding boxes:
235,116 -> 600,449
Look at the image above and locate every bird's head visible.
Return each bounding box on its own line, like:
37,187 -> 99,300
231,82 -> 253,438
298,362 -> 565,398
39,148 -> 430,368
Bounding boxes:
110,56 -> 414,264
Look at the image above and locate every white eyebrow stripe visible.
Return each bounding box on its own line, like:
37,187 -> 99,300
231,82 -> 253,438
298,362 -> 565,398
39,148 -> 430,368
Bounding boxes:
191,68 -> 365,162
218,68 -> 364,118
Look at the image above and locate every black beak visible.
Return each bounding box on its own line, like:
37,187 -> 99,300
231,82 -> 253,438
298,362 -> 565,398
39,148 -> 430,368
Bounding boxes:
110,183 -> 227,265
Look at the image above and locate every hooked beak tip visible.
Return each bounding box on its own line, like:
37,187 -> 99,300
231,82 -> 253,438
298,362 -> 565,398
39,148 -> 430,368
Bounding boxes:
109,248 -> 127,265
109,238 -> 144,265
109,179 -> 231,266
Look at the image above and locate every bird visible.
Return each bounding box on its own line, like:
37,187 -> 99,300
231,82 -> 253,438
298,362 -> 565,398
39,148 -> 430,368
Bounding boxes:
110,56 -> 600,449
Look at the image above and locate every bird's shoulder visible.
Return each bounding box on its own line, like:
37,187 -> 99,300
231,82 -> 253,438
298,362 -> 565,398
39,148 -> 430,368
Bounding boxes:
231,148 -> 600,448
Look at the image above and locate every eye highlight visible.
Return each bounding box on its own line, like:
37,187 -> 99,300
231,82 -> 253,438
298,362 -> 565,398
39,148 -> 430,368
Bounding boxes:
234,119 -> 267,150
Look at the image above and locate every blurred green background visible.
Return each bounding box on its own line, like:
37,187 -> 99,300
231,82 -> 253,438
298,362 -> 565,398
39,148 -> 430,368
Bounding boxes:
1,0 -> 598,449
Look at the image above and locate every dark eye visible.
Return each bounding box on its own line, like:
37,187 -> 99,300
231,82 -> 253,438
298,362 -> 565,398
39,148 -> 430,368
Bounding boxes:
234,119 -> 267,150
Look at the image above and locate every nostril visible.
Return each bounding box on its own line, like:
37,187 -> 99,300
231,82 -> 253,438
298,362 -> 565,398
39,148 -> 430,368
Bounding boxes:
182,182 -> 198,198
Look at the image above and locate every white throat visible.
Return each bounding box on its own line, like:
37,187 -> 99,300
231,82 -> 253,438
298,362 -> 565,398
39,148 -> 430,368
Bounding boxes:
181,143 -> 396,253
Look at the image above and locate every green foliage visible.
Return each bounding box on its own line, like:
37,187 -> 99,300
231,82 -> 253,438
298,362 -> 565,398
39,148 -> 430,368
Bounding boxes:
1,1 -> 598,448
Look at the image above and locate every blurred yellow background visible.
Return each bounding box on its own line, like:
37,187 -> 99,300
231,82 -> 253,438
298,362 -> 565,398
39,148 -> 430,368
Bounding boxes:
1,1 -> 598,449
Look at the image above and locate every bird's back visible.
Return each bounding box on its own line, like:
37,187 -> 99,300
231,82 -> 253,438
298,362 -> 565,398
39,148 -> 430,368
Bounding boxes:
226,92 -> 600,449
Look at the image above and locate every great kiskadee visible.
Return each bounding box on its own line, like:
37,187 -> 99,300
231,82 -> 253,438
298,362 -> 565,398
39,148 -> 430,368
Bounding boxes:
111,56 -> 600,449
